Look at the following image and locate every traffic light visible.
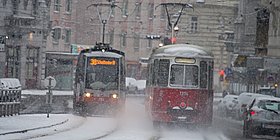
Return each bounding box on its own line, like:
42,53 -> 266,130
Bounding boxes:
171,37 -> 176,44
219,70 -> 225,81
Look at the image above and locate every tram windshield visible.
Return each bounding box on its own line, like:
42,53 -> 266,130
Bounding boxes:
170,65 -> 198,87
85,57 -> 119,90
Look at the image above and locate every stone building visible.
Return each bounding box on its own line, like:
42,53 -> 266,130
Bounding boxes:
72,0 -> 238,81
261,0 -> 280,57
0,0 -> 239,89
45,0 -> 77,90
0,0 -> 51,89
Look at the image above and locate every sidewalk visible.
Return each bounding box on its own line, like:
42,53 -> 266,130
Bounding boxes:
0,114 -> 84,139
0,113 -> 119,140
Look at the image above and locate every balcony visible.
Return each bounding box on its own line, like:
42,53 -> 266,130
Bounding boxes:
4,15 -> 37,35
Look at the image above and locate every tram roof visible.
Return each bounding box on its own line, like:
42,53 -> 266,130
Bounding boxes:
151,44 -> 213,59
83,51 -> 123,58
80,43 -> 124,58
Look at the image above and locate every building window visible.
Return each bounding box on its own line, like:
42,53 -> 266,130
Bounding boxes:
65,0 -> 72,13
3,0 -> 7,7
135,2 -> 141,19
12,0 -> 20,14
190,16 -> 198,33
26,47 -> 39,88
26,47 -> 39,79
54,0 -> 61,12
133,33 -> 140,52
148,3 -> 154,19
6,46 -> 20,78
46,0 -> 51,8
52,28 -> 61,42
122,0 -> 128,17
24,0 -> 29,10
32,0 -> 39,15
64,29 -> 71,43
120,32 -> 127,47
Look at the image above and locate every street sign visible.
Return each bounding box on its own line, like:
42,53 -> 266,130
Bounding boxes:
43,76 -> 56,89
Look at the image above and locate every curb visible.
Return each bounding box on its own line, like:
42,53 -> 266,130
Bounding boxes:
0,119 -> 69,136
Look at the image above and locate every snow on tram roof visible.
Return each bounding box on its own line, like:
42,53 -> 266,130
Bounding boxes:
151,44 -> 213,58
83,51 -> 123,58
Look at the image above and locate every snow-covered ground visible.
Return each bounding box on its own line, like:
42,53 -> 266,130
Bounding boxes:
0,114 -> 118,140
0,91 -> 233,140
22,90 -> 73,96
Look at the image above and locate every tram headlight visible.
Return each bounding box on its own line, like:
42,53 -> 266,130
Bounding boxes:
111,93 -> 118,99
84,92 -> 92,98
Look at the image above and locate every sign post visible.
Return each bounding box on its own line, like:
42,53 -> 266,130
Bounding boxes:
44,76 -> 56,118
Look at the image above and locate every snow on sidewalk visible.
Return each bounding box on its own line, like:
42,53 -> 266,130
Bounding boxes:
0,114 -> 118,140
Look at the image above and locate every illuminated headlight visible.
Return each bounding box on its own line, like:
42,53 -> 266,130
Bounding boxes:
84,92 -> 92,98
112,93 -> 118,99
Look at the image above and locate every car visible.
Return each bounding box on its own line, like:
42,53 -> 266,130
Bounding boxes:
257,86 -> 277,97
243,96 -> 280,138
125,77 -> 146,94
217,94 -> 239,118
235,92 -> 273,120
0,78 -> 21,90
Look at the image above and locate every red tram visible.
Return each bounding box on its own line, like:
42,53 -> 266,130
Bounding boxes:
73,43 -> 126,115
145,44 -> 214,127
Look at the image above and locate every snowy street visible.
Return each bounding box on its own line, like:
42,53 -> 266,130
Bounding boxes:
1,93 -> 233,140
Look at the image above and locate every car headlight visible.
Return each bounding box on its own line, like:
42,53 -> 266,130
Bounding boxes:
84,92 -> 92,98
112,93 -> 118,99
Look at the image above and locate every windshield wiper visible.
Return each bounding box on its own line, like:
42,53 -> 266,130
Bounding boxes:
263,108 -> 279,114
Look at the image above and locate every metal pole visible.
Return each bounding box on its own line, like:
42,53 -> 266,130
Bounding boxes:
102,20 -> 107,44
171,22 -> 174,44
47,78 -> 52,118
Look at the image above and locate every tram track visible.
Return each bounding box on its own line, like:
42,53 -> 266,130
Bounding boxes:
17,116 -> 87,140
24,115 -> 120,140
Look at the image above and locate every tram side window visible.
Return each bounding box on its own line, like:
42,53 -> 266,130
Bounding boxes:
157,59 -> 170,87
200,61 -> 208,88
152,59 -> 169,86
208,61 -> 214,90
152,59 -> 158,85
76,55 -> 85,82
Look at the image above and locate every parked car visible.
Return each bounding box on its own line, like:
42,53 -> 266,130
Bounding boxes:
243,96 -> 280,138
257,86 -> 277,97
217,94 -> 239,118
0,78 -> 21,89
126,77 -> 138,94
235,92 -> 272,120
125,77 -> 146,94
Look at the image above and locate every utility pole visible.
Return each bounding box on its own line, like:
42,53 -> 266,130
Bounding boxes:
87,1 -> 119,45
155,3 -> 193,44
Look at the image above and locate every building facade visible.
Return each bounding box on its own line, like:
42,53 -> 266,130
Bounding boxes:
0,0 -> 51,89
261,0 -> 280,57
72,0 -> 238,81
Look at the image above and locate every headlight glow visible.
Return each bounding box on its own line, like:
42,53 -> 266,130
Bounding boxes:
112,93 -> 118,99
84,92 -> 91,98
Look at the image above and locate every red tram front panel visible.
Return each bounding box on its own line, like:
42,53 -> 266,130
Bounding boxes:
147,87 -> 213,125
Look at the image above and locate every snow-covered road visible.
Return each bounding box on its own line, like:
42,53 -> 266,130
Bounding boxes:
1,95 -> 232,140
101,96 -> 230,140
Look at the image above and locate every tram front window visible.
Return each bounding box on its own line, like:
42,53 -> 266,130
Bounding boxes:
85,57 -> 119,90
170,65 -> 198,87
